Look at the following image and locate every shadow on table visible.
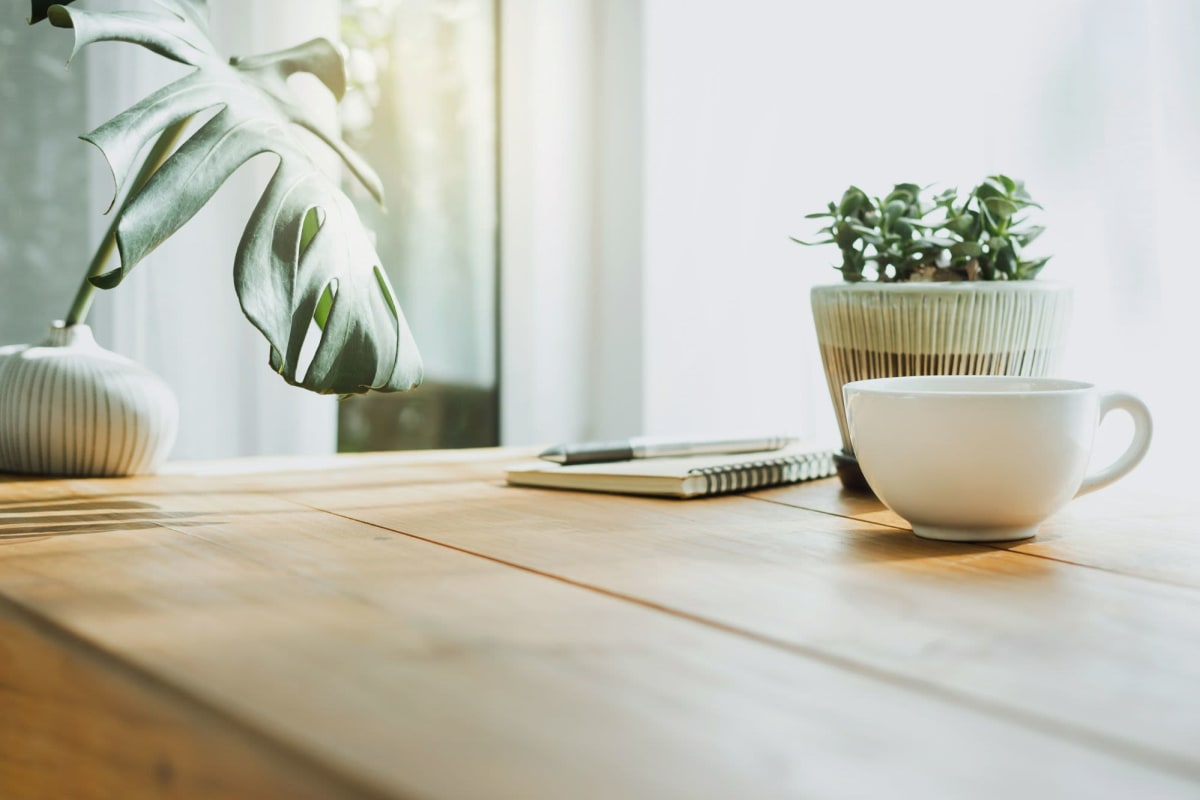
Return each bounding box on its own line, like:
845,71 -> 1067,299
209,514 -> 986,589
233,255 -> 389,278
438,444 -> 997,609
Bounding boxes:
832,523 -> 989,562
0,498 -> 212,542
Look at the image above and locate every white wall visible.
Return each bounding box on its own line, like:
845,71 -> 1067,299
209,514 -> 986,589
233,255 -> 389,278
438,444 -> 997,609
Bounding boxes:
641,0 -> 821,439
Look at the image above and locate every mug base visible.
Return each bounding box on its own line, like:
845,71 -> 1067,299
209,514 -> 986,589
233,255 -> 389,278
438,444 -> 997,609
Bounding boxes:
910,523 -> 1039,543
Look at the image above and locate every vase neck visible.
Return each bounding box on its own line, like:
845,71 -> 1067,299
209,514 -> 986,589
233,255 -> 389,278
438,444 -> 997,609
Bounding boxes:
42,322 -> 99,349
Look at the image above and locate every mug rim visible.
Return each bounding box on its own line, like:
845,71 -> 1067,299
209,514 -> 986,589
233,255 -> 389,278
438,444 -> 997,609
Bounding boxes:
843,375 -> 1094,396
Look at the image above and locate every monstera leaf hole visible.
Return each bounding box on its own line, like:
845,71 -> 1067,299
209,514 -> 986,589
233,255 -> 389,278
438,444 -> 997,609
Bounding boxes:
313,281 -> 335,329
300,205 -> 324,255
296,278 -> 339,383
284,71 -> 336,112
374,266 -> 397,318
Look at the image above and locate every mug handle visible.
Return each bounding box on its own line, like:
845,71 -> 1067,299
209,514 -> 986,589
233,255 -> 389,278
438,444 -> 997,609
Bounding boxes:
1076,391 -> 1153,497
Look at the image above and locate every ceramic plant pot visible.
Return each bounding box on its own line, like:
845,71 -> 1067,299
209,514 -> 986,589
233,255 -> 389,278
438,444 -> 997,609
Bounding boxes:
810,282 -> 1073,490
0,323 -> 178,476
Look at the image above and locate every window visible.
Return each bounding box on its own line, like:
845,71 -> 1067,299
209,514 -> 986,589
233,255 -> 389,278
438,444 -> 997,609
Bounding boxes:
338,0 -> 499,452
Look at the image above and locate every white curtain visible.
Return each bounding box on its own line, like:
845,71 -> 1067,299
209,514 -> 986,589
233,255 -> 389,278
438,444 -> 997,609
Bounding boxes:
86,0 -> 341,460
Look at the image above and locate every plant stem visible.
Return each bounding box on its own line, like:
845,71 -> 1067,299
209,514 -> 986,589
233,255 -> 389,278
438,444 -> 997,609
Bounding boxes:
64,118 -> 192,327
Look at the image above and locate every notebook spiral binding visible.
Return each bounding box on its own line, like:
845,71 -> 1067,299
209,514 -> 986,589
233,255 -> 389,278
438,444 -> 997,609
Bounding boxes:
691,451 -> 835,496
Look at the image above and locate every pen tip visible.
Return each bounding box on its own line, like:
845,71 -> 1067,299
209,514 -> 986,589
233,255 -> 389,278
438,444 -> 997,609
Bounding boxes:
538,446 -> 566,463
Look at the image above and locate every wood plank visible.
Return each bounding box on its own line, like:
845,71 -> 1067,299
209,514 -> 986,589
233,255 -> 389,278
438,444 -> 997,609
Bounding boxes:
761,479 -> 1200,588
1,479 -> 1196,798
272,467 -> 1200,778
0,599 -> 373,800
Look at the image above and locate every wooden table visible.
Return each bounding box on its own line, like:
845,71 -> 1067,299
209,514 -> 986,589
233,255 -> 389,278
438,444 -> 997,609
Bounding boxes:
1,448 -> 1198,799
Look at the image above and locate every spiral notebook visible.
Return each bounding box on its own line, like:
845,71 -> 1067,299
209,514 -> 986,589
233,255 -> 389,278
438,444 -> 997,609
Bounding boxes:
505,443 -> 835,499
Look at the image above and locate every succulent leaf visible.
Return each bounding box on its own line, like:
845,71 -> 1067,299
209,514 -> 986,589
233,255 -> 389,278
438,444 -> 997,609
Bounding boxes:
795,175 -> 1050,282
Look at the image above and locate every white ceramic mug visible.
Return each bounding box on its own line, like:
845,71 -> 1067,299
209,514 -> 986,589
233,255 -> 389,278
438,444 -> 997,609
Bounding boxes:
843,376 -> 1152,542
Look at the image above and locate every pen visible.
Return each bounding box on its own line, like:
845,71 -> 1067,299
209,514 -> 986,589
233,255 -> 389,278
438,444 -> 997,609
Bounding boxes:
538,435 -> 796,466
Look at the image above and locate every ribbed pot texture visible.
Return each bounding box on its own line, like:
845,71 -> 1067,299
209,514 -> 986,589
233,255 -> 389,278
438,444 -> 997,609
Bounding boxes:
0,323 -> 178,476
811,282 -> 1074,455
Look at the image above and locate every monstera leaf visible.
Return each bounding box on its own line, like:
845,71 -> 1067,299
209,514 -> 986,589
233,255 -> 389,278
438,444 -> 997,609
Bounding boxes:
31,0 -> 422,395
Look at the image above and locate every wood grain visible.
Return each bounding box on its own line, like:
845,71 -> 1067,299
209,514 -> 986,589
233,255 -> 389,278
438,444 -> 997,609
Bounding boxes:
1,450 -> 1198,798
277,463 -> 1200,778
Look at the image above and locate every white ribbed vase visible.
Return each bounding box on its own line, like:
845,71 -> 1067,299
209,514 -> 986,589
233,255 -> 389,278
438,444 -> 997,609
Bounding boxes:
0,323 -> 178,476
812,282 -> 1073,459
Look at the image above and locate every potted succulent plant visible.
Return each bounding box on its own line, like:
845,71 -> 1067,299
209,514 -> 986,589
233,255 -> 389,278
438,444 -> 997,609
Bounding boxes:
0,0 -> 422,477
795,176 -> 1072,489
